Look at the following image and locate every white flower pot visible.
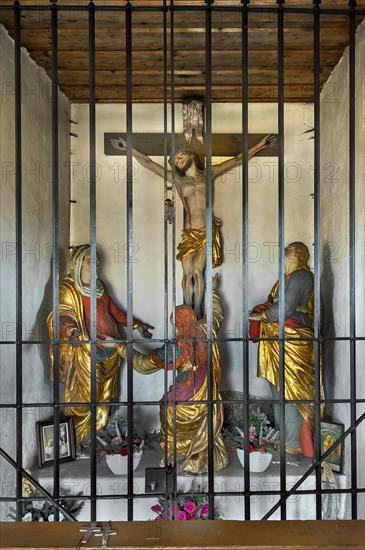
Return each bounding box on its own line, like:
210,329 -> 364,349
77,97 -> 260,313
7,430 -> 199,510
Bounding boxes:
106,449 -> 143,475
236,449 -> 272,473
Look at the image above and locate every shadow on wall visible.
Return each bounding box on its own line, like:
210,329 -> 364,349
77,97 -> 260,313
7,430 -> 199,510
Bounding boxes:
321,241 -> 336,406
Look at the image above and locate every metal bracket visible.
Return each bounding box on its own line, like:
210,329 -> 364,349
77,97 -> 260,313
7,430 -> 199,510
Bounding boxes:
145,465 -> 175,494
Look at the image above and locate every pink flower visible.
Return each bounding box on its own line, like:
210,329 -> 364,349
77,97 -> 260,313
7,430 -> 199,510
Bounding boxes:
151,504 -> 162,513
177,511 -> 188,521
200,503 -> 209,517
154,516 -> 162,521
99,450 -> 108,457
184,501 -> 197,515
188,512 -> 196,519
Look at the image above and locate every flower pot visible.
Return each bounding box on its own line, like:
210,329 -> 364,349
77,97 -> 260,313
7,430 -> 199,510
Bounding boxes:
106,449 -> 143,475
236,449 -> 272,473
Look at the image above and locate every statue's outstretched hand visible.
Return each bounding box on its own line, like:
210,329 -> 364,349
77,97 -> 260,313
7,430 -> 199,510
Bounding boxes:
264,134 -> 277,148
248,311 -> 262,322
110,137 -> 127,151
137,322 -> 154,339
99,336 -> 116,349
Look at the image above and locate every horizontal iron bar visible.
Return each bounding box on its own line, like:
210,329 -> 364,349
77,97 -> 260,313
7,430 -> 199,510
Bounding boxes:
2,487 -> 364,503
1,397 -> 364,409
0,5 -> 364,15
1,336 -> 365,345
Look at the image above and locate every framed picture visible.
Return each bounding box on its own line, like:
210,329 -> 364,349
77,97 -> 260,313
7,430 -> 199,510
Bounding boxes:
320,421 -> 344,474
36,417 -> 76,468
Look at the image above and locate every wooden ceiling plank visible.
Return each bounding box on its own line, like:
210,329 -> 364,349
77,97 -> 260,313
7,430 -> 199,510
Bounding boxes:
11,29 -> 350,51
55,68 -> 330,86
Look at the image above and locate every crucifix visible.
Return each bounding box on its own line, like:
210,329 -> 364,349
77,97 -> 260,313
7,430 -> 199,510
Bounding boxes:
95,521 -> 117,548
105,127 -> 278,319
79,522 -> 102,544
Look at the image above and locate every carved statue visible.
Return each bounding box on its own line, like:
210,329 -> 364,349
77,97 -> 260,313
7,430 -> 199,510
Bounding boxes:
116,274 -> 228,474
249,242 -> 323,458
111,135 -> 277,318
47,244 -> 153,449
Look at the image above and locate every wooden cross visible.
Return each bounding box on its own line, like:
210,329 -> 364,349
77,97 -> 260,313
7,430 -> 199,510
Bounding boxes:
79,523 -> 102,544
95,521 -> 117,548
104,133 -> 278,158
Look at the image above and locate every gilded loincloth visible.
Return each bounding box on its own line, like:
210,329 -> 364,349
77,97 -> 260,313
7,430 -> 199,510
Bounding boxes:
176,217 -> 223,267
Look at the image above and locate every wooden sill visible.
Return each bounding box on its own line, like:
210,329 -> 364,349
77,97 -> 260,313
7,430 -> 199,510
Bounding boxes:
0,520 -> 364,550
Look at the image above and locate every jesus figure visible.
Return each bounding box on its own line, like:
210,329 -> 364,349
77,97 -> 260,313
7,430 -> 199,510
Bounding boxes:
111,134 -> 277,318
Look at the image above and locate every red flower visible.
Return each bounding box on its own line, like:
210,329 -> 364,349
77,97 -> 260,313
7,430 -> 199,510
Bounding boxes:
120,447 -> 128,456
249,445 -> 254,453
258,446 -> 266,454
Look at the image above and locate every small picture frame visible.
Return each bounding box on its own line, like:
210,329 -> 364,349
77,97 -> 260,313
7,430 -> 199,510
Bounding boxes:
36,417 -> 76,468
320,421 -> 344,474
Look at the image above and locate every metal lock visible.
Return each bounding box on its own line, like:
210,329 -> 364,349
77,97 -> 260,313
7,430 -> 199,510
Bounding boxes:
145,466 -> 175,494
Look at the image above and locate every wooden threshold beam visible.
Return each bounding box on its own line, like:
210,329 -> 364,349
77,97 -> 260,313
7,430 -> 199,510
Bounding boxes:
1,520 -> 364,550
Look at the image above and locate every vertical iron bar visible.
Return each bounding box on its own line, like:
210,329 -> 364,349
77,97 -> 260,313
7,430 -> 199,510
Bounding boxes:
241,0 -> 251,522
348,0 -> 357,520
205,0 -> 214,519
88,0 -> 97,522
125,0 -> 134,522
313,0 -> 322,520
14,0 -> 23,523
51,0 -> 60,521
169,0 -> 178,519
162,0 -> 170,500
277,0 -> 286,520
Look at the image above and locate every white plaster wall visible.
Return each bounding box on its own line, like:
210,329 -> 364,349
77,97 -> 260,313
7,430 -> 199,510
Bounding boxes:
71,102 -> 314,430
320,20 -> 365,518
0,25 -> 71,519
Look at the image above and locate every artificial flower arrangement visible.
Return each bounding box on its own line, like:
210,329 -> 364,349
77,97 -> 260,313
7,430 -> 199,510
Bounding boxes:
224,407 -> 279,455
151,483 -> 222,521
96,417 -> 145,458
8,470 -> 84,522
9,496 -> 85,522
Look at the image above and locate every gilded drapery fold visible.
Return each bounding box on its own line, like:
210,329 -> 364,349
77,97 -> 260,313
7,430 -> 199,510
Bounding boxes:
257,273 -> 323,430
47,278 -> 121,445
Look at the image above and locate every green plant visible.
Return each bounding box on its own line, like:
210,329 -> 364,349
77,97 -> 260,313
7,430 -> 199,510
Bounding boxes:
224,407 -> 279,454
96,417 -> 145,458
8,495 -> 84,522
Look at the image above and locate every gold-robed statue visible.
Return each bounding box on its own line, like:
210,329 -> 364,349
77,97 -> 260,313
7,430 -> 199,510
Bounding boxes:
249,242 -> 323,458
117,274 -> 228,474
47,244 -> 153,449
